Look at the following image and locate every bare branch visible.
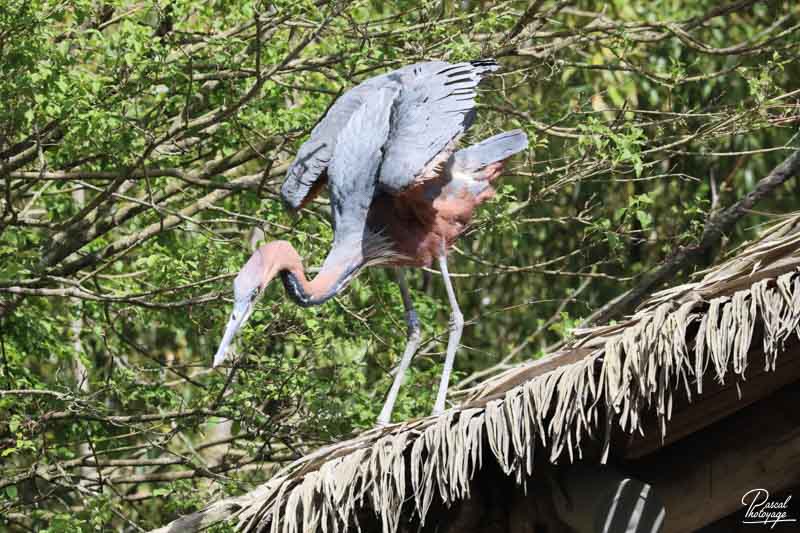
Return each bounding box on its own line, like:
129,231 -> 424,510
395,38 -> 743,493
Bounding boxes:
582,149 -> 800,327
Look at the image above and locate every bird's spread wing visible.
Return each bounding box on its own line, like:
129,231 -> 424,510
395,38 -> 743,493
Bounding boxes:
281,75 -> 401,210
378,59 -> 499,194
324,86 -> 397,259
280,88 -> 367,210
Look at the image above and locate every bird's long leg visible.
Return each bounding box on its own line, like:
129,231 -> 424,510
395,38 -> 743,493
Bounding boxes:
432,252 -> 464,416
376,268 -> 422,427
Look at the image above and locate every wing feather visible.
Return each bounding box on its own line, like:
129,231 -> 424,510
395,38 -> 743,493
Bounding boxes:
281,87 -> 370,209
281,75 -> 401,209
281,59 -> 498,207
327,86 -> 397,244
378,59 -> 499,194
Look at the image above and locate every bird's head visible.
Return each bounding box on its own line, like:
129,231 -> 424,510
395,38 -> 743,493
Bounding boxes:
213,242 -> 295,367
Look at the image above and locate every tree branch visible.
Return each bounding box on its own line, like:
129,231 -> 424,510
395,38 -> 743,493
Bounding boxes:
583,148 -> 800,327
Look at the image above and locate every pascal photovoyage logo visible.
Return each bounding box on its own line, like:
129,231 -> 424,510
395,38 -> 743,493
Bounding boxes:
742,489 -> 797,528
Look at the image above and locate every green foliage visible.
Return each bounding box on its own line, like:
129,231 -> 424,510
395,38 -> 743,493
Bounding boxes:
1,0 -> 799,530
579,118 -> 648,177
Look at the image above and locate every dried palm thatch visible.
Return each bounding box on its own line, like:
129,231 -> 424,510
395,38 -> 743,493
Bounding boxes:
193,213 -> 800,533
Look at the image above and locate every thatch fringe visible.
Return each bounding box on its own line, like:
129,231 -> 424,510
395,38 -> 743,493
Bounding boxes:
231,214 -> 800,533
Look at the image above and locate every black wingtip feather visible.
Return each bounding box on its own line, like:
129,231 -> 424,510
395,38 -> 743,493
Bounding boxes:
436,59 -> 499,77
470,58 -> 499,70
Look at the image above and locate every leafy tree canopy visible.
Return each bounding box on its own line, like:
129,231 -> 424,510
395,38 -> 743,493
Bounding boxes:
1,0 -> 798,530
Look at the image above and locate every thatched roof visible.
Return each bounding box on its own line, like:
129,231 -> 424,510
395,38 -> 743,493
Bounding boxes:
161,213 -> 800,533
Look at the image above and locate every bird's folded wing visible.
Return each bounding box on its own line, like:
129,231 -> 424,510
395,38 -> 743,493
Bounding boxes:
326,86 -> 397,248
280,90 -> 365,210
378,59 -> 499,194
281,74 -> 402,210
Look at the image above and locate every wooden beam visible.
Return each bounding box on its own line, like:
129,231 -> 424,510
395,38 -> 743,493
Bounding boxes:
627,382 -> 800,532
623,339 -> 800,459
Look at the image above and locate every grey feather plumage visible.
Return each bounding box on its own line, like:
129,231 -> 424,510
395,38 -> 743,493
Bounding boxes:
378,60 -> 499,192
450,129 -> 529,174
280,59 -> 499,208
280,77 -> 394,209
327,87 -> 396,250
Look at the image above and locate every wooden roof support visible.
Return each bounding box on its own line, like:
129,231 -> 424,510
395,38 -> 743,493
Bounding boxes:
622,340 -> 800,459
552,464 -> 665,533
627,381 -> 800,532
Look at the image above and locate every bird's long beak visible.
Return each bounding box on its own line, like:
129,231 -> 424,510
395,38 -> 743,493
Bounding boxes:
213,299 -> 254,367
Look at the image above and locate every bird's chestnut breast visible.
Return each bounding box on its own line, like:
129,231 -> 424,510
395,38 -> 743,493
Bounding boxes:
369,174 -> 495,267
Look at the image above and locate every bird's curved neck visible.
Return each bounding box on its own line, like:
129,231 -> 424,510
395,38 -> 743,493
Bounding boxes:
266,240 -> 362,307
279,265 -> 358,307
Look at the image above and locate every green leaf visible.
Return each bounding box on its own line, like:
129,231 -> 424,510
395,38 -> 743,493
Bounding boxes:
636,210 -> 652,228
